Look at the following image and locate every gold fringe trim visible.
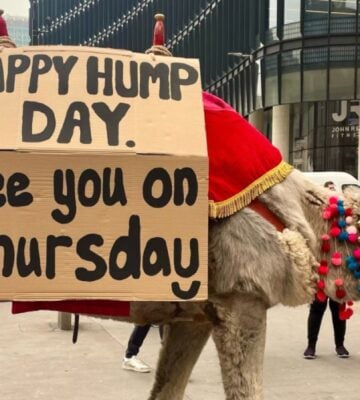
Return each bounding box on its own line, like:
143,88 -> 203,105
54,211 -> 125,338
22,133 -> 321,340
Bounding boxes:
209,161 -> 294,219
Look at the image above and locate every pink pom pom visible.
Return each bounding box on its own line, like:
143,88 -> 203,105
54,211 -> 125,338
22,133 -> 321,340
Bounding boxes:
348,233 -> 358,243
346,226 -> 357,234
329,203 -> 338,211
335,278 -> 344,287
346,216 -> 353,224
323,210 -> 332,220
321,234 -> 330,241
329,196 -> 339,204
331,258 -> 342,267
329,227 -> 341,237
353,248 -> 360,259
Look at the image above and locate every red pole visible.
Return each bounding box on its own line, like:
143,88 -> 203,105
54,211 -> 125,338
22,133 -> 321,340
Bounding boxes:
0,10 -> 9,37
153,13 -> 165,46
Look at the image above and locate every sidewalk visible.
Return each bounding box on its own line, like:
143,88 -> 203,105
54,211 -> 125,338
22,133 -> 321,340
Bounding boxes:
1,301 -> 360,399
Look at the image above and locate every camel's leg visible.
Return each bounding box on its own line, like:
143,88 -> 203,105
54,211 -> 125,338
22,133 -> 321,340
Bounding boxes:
212,295 -> 267,400
148,321 -> 212,400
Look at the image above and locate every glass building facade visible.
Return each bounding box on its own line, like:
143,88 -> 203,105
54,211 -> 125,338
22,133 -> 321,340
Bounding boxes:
6,15 -> 30,46
29,0 -> 360,177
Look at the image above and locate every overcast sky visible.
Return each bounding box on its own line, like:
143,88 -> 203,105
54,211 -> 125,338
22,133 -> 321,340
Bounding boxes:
1,0 -> 29,16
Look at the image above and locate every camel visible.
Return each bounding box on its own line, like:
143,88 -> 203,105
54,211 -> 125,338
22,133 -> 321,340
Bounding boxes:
117,168 -> 360,400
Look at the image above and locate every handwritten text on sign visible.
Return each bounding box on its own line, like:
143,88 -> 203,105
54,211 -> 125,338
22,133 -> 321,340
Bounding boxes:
0,47 -> 208,301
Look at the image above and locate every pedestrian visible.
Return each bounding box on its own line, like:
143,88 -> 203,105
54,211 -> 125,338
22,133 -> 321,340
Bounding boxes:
303,181 -> 349,359
122,324 -> 163,372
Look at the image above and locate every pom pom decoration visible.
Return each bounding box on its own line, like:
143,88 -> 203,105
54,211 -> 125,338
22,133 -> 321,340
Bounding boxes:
347,261 -> 358,271
334,278 -> 344,287
322,209 -> 332,220
345,208 -> 353,217
321,241 -> 331,253
316,290 -> 327,302
329,227 -> 341,237
346,226 -> 357,234
331,252 -> 342,266
338,220 -> 346,228
338,206 -> 345,216
318,265 -> 329,275
346,255 -> 356,264
348,233 -> 358,243
345,216 -> 354,225
336,288 -> 346,299
316,196 -> 359,321
338,231 -> 349,241
339,307 -> 353,320
317,280 -> 325,290
353,248 -> 360,259
329,196 -> 339,204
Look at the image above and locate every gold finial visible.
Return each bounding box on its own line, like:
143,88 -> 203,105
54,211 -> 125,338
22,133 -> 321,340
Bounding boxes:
155,13 -> 165,21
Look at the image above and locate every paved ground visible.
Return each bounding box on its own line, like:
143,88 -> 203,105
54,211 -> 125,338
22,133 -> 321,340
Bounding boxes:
1,301 -> 360,399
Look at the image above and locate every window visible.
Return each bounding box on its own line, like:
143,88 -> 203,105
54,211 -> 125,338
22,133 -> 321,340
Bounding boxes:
284,0 -> 301,23
283,0 -> 301,38
265,54 -> 279,107
329,46 -> 355,100
281,50 -> 301,103
303,47 -> 328,101
304,0 -> 330,35
269,0 -> 278,28
266,0 -> 279,42
330,0 -> 356,33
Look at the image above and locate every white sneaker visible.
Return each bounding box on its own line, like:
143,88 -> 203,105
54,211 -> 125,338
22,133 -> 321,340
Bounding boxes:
122,356 -> 151,373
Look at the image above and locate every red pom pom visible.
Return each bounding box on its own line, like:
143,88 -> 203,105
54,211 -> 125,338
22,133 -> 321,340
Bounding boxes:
336,288 -> 346,299
339,307 -> 353,320
321,242 -> 331,252
329,227 -> 341,237
320,259 -> 328,266
345,208 -> 353,216
347,300 -> 354,306
318,265 -> 329,275
329,196 -> 339,204
316,290 -> 327,302
317,280 -> 325,290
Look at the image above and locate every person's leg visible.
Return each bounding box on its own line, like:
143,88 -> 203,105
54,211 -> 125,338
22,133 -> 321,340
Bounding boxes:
125,324 -> 151,358
304,298 -> 327,358
329,299 -> 346,346
329,299 -> 349,357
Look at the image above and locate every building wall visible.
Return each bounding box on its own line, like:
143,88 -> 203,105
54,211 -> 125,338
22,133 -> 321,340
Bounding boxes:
29,0 -> 360,177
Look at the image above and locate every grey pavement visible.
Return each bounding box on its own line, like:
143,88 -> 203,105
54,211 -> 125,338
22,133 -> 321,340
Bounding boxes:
1,301 -> 360,400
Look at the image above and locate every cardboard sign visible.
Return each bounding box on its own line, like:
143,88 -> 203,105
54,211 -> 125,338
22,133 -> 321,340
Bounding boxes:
0,46 -> 208,301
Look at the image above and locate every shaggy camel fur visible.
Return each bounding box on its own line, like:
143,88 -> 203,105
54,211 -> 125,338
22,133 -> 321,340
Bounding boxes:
99,169 -> 360,400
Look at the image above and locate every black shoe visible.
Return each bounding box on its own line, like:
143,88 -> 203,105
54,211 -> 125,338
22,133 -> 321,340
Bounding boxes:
303,346 -> 316,359
336,345 -> 349,358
